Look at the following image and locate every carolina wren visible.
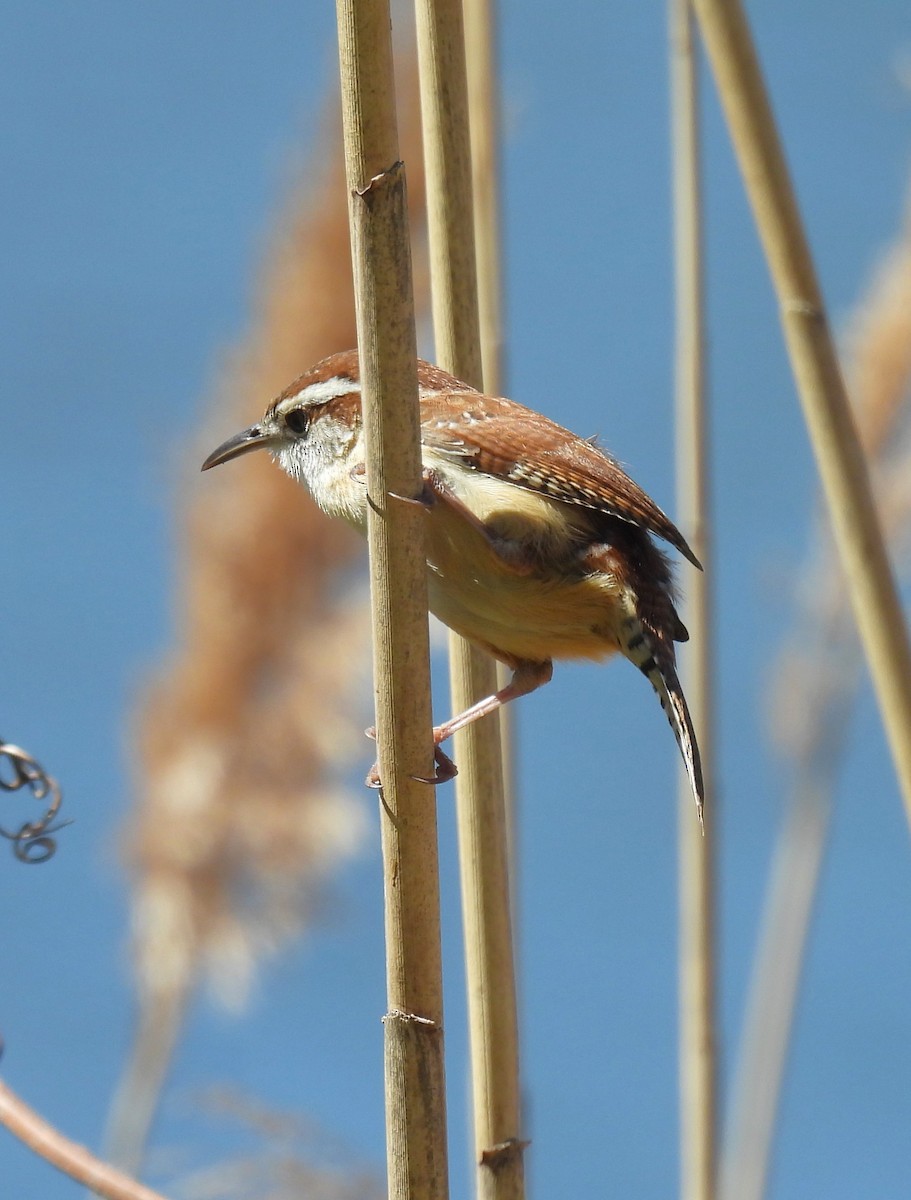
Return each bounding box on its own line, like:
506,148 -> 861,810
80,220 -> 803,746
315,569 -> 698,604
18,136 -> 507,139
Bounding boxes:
203,351 -> 705,820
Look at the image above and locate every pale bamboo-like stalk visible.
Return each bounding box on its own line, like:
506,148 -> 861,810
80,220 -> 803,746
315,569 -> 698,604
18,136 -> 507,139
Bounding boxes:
335,5 -> 449,1199
0,1079 -> 170,1200
690,0 -> 911,825
463,0 -> 518,863
670,5 -> 718,1200
463,0 -> 504,396
413,0 -> 524,1197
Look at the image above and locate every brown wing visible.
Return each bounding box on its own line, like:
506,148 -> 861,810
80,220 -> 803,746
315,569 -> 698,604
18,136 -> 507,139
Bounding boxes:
420,391 -> 702,569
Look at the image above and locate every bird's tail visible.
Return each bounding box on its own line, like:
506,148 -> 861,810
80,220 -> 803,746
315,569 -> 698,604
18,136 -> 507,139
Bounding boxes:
619,610 -> 705,827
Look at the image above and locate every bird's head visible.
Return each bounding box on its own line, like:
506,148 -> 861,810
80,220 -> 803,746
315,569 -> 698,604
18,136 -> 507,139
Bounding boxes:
201,351 -> 364,493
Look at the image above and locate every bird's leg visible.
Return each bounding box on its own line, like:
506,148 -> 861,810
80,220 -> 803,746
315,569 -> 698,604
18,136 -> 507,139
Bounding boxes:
432,658 -> 553,745
364,658 -> 552,790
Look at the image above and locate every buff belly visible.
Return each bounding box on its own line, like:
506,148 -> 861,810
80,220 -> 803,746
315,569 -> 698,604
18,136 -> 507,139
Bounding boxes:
422,492 -> 626,665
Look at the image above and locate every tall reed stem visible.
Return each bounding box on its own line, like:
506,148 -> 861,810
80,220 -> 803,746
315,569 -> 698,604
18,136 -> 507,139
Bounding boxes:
464,0 -> 518,859
335,3 -> 449,1197
413,0 -> 524,1196
690,0 -> 911,825
463,0 -> 505,397
670,4 -> 718,1198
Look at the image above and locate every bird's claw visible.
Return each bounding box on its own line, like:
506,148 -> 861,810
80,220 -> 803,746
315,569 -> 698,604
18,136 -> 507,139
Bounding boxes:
363,729 -> 457,789
411,745 -> 458,785
386,483 -> 434,509
365,760 -> 383,789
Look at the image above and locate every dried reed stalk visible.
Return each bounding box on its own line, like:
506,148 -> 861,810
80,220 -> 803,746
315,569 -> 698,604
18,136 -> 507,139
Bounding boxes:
413,0 -> 524,1195
721,183 -> 911,1200
335,4 -> 448,1199
0,1078 -> 169,1200
110,75 -> 427,1177
670,3 -> 718,1198
464,0 -> 519,875
690,0 -> 911,823
463,0 -> 505,396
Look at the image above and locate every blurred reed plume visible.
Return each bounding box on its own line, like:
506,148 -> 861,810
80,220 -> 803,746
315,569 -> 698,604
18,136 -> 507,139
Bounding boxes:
128,135 -> 366,1021
722,173 -> 911,1200
107,64 -> 427,1178
165,1087 -> 385,1200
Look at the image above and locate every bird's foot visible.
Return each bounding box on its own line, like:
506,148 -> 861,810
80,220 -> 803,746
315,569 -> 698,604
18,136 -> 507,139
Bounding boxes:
412,745 -> 458,785
363,728 -> 457,789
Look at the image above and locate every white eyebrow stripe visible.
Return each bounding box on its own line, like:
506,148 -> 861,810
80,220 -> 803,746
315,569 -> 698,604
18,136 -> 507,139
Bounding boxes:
276,376 -> 361,412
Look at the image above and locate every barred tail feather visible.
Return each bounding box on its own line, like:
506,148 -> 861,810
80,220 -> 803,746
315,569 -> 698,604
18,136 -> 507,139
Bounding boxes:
620,614 -> 705,826
655,661 -> 704,826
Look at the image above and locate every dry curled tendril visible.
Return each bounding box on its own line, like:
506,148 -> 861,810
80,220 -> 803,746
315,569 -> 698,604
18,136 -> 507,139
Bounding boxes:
0,739 -> 67,863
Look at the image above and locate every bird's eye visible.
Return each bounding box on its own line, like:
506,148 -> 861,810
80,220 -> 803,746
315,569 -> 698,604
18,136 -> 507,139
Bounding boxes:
285,408 -> 308,435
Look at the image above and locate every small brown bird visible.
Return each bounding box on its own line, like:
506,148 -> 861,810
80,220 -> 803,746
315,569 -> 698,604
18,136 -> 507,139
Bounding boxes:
203,351 -> 704,820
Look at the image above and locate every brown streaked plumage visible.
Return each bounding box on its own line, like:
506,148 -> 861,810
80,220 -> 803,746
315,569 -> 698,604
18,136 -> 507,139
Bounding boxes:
202,351 -> 705,823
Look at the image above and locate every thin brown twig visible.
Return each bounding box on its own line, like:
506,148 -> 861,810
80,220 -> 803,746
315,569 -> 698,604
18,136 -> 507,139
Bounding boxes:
0,1077 -> 170,1200
0,737 -> 65,863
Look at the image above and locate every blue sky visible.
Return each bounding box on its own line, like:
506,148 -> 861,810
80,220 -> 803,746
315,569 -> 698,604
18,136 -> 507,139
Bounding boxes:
2,3 -> 911,1197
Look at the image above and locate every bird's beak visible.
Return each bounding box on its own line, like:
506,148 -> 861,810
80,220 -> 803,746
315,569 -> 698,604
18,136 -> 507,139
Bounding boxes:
201,424 -> 277,471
